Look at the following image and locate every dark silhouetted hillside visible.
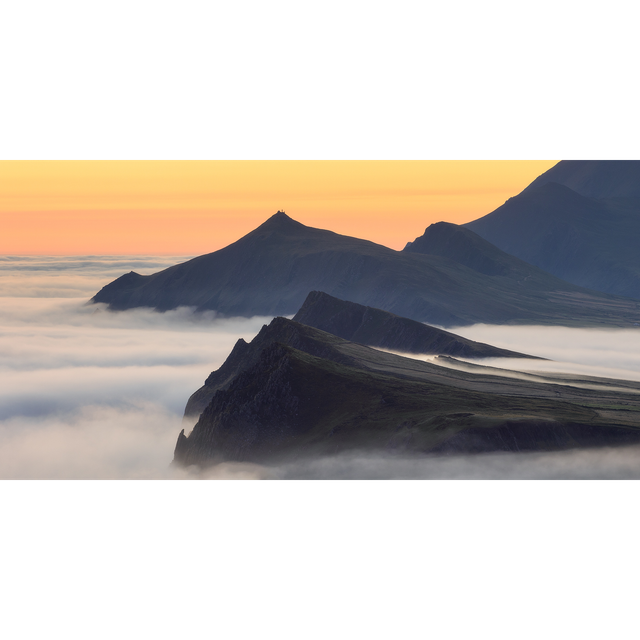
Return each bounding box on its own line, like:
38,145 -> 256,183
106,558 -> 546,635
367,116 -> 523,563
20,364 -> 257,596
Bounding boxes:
465,161 -> 640,299
92,211 -> 640,327
175,317 -> 640,467
522,160 -> 640,199
184,292 -> 540,419
293,291 -> 538,359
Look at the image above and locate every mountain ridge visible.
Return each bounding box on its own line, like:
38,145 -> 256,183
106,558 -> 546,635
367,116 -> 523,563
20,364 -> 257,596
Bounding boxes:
404,220 -> 546,277
522,160 -> 640,199
174,318 -> 640,467
292,291 -> 538,359
184,292 -> 541,419
465,161 -> 640,299
92,211 -> 640,328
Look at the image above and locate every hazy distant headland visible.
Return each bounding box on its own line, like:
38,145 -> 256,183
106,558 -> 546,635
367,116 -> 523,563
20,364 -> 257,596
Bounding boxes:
92,211 -> 640,328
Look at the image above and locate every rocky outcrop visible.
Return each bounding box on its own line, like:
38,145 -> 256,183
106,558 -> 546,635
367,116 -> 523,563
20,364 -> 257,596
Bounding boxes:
183,316 -> 361,419
176,344 -> 308,465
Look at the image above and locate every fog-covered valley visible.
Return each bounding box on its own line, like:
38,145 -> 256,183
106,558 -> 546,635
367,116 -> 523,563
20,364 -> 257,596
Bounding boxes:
2,256 -> 640,479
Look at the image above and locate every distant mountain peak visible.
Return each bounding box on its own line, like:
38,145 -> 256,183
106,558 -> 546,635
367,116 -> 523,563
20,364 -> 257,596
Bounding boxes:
403,221 -> 516,276
255,210 -> 307,232
267,210 -> 296,224
91,203 -> 640,327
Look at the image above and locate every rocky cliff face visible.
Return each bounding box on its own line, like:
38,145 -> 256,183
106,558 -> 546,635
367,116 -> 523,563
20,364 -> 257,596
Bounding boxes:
176,344 -> 306,465
183,316 -> 361,418
174,325 -> 640,468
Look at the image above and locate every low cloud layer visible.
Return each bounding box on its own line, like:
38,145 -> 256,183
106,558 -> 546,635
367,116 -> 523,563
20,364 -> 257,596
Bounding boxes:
0,298 -> 271,418
0,403 -> 182,479
449,323 -> 640,383
0,255 -> 192,298
2,257 -> 640,479
186,445 -> 640,480
0,257 -> 274,477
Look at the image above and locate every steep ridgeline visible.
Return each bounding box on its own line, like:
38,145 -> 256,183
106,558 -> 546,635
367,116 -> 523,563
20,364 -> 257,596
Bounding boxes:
174,318 -> 640,467
465,161 -> 640,300
91,211 -> 640,327
521,160 -> 640,199
292,291 -> 538,359
184,317 -> 362,419
184,295 -> 540,420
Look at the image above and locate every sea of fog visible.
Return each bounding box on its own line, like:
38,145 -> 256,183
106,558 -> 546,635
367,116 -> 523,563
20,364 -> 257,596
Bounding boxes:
1,256 -> 640,479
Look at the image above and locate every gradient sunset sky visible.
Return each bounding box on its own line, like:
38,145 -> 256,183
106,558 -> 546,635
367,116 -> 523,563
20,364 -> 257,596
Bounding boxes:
1,161 -> 557,254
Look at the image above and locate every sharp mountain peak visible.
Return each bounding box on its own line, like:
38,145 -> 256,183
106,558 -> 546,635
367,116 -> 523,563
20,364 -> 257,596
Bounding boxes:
256,210 -> 305,230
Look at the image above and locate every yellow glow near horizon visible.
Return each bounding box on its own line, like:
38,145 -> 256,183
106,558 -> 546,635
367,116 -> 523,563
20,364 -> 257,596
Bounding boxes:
0,161 -> 557,254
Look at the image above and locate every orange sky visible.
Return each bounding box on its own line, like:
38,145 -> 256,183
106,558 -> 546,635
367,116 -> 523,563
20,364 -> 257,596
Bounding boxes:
0,161 -> 557,254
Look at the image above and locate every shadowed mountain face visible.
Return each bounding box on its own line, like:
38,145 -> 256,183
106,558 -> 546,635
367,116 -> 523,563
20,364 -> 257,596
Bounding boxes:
174,317 -> 640,467
92,211 -> 640,327
465,161 -> 640,300
404,220 -> 546,277
183,316 -> 363,418
292,291 -> 538,359
522,160 -> 640,199
184,293 -> 540,419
